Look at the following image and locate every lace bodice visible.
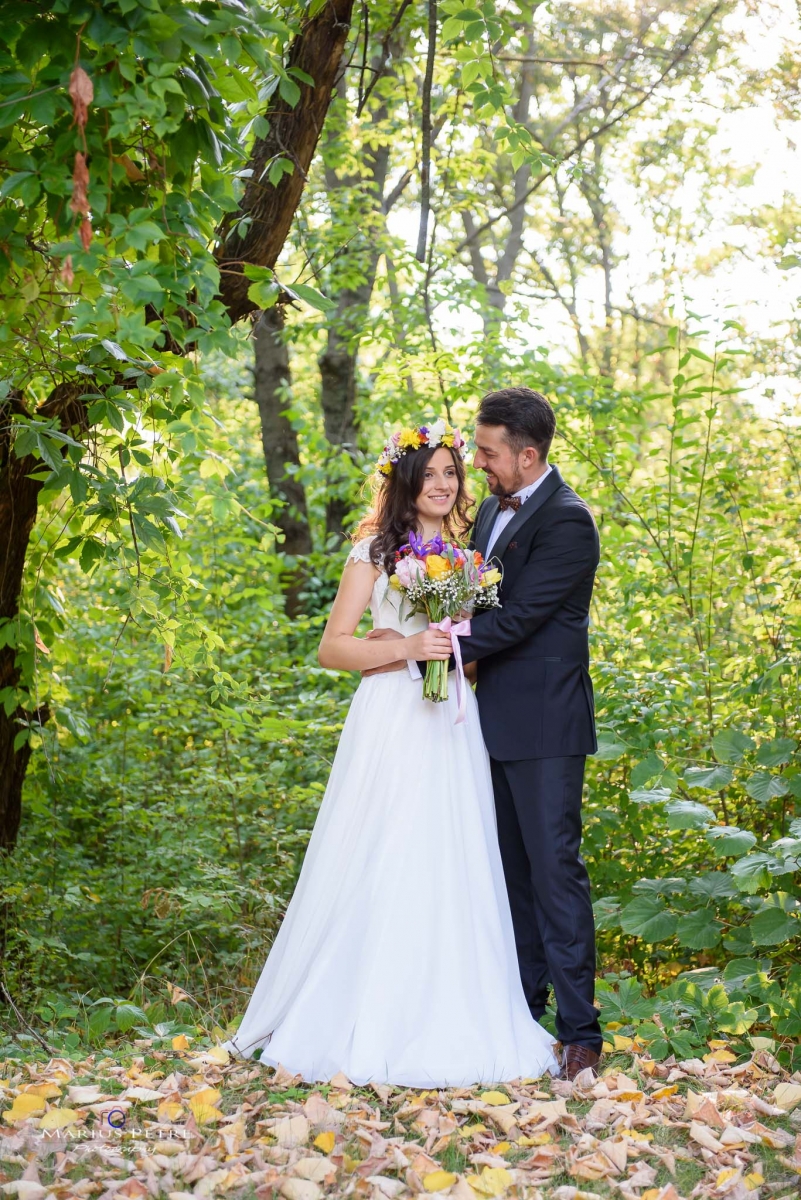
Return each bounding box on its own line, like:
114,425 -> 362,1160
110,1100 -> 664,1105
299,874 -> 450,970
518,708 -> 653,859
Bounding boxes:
347,537 -> 428,635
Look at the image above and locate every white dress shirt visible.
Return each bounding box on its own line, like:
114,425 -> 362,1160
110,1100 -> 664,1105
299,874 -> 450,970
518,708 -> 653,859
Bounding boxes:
485,464 -> 552,558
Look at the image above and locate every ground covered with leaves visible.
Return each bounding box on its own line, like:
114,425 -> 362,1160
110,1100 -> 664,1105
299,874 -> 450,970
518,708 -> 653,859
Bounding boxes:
2,1041 -> 801,1200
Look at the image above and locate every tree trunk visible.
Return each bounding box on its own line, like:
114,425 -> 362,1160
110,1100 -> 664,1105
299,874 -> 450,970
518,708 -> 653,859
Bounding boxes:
319,259 -> 384,543
215,0 -> 356,322
0,384 -> 83,849
253,308 -> 312,615
319,111 -> 392,544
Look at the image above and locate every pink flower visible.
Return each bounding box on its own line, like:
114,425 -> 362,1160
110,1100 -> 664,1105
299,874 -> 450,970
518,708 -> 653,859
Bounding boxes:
395,555 -> 426,587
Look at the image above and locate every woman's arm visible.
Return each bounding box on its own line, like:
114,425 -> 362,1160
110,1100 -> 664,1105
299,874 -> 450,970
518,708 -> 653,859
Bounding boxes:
317,558 -> 452,672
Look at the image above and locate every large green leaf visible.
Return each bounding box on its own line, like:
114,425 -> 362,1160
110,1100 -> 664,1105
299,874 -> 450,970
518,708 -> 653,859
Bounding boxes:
705,826 -> 757,857
684,764 -> 733,790
676,909 -> 723,949
729,852 -> 777,893
715,1001 -> 759,1034
665,799 -> 715,829
749,907 -> 798,945
745,772 -> 789,803
629,786 -> 672,805
592,896 -> 622,930
688,872 -> 737,900
755,737 -> 797,767
619,897 -> 677,943
630,752 -> 665,788
712,729 -> 755,764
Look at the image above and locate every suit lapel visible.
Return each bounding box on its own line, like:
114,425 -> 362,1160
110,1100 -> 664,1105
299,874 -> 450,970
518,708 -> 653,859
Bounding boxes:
474,496 -> 499,558
489,466 -> 565,562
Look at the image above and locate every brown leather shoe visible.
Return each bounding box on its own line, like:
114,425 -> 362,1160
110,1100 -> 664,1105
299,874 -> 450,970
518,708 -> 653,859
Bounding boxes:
562,1044 -> 601,1081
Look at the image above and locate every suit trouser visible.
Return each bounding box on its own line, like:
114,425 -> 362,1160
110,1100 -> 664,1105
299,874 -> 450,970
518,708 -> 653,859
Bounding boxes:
490,754 -> 602,1052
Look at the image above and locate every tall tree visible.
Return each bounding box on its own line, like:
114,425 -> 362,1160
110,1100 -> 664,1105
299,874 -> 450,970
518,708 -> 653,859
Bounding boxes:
0,0 -> 354,847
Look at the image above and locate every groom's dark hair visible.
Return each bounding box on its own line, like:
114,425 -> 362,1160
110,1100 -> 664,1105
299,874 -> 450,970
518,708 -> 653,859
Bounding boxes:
476,387 -> 556,461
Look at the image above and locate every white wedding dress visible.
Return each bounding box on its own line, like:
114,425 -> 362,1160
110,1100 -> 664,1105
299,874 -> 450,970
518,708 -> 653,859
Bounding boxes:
225,538 -> 558,1086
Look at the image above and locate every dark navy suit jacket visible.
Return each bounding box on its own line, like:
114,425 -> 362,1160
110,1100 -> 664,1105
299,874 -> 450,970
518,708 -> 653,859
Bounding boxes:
459,465 -> 599,762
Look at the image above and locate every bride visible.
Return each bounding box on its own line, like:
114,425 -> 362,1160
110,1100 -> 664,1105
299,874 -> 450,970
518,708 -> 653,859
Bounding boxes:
225,419 -> 558,1086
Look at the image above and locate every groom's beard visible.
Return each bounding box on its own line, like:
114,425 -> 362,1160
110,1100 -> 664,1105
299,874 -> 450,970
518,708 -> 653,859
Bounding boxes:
486,467 -> 524,496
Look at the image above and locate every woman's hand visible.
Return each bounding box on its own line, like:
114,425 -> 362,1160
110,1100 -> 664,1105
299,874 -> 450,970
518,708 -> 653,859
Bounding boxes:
404,628 -> 453,661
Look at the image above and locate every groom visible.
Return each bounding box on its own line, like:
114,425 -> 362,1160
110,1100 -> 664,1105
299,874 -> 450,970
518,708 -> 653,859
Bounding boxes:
456,388 -> 602,1079
369,388 -> 603,1080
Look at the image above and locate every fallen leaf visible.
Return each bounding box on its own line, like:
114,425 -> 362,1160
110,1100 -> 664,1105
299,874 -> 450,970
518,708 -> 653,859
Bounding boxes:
291,1158 -> 332,1183
689,1121 -> 722,1152
774,1082 -> 801,1112
0,1186 -> 48,1200
278,1181 -> 321,1200
2,1094 -> 46,1123
314,1130 -> 336,1153
262,1115 -> 310,1147
38,1108 -> 79,1130
477,1166 -> 513,1195
423,1170 -> 458,1191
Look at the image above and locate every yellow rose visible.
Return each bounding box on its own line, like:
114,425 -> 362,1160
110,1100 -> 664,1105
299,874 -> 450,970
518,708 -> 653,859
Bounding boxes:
482,568 -> 501,586
425,554 -> 452,580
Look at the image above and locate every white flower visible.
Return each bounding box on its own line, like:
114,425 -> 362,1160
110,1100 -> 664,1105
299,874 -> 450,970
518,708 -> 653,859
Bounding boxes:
428,417 -> 447,444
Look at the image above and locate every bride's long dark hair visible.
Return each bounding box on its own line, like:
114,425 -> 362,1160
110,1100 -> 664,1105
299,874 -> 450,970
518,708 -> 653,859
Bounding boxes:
354,444 -> 475,573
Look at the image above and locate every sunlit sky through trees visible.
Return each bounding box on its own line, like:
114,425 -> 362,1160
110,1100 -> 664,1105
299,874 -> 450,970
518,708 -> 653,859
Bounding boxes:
385,0 -> 801,421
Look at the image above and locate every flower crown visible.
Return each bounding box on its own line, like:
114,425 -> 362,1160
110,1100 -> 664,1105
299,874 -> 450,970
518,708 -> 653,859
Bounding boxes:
376,418 -> 467,476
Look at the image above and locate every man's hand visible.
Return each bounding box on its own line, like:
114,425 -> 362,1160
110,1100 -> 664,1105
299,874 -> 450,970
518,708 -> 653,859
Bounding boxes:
361,628 -> 406,676
464,660 -> 477,685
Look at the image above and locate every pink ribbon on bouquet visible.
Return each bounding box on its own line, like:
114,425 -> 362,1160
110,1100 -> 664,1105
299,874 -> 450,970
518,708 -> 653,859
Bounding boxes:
429,616 -> 472,724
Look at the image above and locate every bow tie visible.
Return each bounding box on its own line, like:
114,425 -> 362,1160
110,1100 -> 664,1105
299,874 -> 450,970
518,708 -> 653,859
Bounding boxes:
497,493 -> 522,513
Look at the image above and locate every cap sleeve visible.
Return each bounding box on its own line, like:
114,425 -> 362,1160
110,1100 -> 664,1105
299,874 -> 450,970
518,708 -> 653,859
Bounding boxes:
347,536 -> 376,564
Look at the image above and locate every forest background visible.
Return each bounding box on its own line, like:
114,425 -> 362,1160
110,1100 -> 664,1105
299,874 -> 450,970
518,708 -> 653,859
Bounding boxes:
1,0 -> 800,1070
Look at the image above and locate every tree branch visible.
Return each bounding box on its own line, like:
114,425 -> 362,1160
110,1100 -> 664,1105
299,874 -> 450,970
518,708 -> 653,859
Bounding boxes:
415,0 -> 437,263
455,4 -> 724,254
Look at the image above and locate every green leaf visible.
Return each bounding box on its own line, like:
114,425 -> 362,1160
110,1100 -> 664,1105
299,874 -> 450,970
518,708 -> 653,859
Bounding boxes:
79,538 -> 105,573
246,280 -> 281,310
462,60 -> 481,86
594,734 -> 628,761
115,1003 -> 148,1033
729,852 -> 776,893
721,958 -> 764,991
688,872 -> 737,900
13,728 -> 30,752
619,896 -> 677,943
756,737 -> 797,767
592,896 -> 621,930
706,826 -> 756,857
629,786 -> 672,805
745,771 -> 789,803
287,283 -> 337,312
665,799 -> 715,829
278,76 -> 301,106
267,157 -> 294,186
749,907 -> 798,945
676,909 -> 723,949
684,764 -> 733,790
630,752 -> 665,788
715,1001 -> 759,1034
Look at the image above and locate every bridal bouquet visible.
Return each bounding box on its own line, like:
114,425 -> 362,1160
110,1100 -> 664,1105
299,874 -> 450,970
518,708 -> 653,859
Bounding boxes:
390,531 -> 501,716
